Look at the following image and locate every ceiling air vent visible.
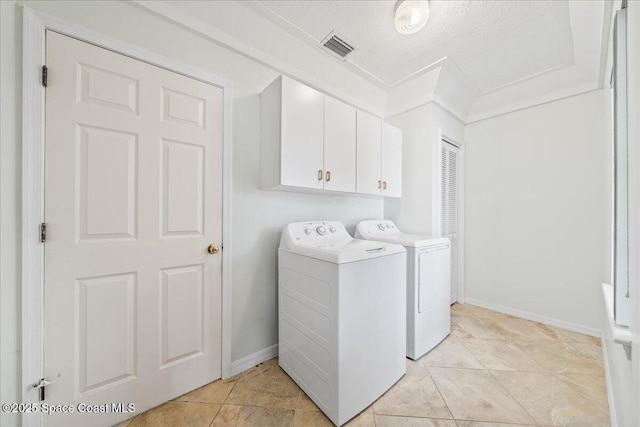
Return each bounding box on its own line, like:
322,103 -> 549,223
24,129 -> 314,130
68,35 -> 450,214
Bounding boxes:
321,31 -> 357,61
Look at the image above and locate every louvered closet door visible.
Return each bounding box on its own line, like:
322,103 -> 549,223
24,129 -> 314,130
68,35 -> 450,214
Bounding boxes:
441,141 -> 458,304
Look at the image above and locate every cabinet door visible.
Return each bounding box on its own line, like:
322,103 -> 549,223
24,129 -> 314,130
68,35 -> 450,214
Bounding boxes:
280,76 -> 324,189
324,96 -> 356,193
382,123 -> 402,198
356,111 -> 382,195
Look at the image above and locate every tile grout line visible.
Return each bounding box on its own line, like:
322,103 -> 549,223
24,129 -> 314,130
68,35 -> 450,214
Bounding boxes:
206,402 -> 222,427
455,335 -> 551,373
421,363 -> 558,374
486,368 -> 542,426
424,368 -> 456,422
552,370 -> 611,412
374,414 -> 460,422
208,369 -> 242,426
372,395 -> 377,427
449,308 -> 557,426
451,335 -> 489,371
431,364 -> 539,426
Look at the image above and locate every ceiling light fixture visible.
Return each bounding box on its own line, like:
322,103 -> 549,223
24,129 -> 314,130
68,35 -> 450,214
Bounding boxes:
394,0 -> 430,35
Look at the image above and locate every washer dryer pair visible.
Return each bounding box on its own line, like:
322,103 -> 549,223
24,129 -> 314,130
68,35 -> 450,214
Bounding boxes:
356,220 -> 451,360
278,221 -> 406,426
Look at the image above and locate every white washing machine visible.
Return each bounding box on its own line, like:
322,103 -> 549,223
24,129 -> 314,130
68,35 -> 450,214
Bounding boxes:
356,220 -> 451,360
279,221 -> 406,426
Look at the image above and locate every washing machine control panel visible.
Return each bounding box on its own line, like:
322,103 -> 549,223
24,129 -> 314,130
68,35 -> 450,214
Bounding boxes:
290,221 -> 351,243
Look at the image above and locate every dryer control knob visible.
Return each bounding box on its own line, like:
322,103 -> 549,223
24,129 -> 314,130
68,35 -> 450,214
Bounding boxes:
329,226 -> 336,233
316,226 -> 327,235
304,228 -> 312,235
378,223 -> 386,231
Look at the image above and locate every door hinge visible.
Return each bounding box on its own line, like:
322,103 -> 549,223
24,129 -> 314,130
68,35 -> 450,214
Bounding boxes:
33,378 -> 56,401
42,65 -> 48,87
40,223 -> 47,243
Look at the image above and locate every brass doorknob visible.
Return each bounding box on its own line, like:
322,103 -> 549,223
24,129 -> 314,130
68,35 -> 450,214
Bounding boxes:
207,244 -> 219,254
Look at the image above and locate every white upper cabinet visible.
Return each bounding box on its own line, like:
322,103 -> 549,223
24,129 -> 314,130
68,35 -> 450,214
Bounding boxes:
324,96 -> 356,193
381,123 -> 403,198
280,76 -> 325,189
355,114 -> 402,198
260,75 -> 400,197
356,110 -> 382,196
260,76 -> 324,190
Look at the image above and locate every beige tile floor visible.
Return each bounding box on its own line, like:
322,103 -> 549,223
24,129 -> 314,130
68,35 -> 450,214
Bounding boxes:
120,303 -> 609,427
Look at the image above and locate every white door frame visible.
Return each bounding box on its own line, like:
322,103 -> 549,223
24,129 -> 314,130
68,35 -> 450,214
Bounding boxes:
21,7 -> 234,424
432,129 -> 465,303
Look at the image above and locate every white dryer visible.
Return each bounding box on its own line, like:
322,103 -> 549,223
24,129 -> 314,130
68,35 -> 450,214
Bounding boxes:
356,220 -> 450,360
279,221 -> 406,426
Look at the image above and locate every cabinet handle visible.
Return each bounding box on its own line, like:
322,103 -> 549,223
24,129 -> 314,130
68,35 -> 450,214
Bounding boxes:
318,170 -> 323,181
378,180 -> 382,189
325,171 -> 331,182
383,181 -> 387,190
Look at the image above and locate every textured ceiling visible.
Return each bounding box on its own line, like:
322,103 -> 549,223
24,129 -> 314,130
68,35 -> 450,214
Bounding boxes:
154,0 -> 607,121
245,0 -> 575,93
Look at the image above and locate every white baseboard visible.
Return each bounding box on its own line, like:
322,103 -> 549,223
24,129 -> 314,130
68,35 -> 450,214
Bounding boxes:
600,335 -> 618,427
230,344 -> 279,377
463,298 -> 602,338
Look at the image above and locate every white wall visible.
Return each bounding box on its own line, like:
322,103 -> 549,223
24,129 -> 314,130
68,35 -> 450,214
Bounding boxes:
385,104 -> 433,233
602,1 -> 640,426
0,2 -> 385,423
385,103 -> 464,235
464,89 -> 609,332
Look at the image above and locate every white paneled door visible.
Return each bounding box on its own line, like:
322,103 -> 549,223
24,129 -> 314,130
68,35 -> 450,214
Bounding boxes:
44,31 -> 223,426
441,140 -> 458,304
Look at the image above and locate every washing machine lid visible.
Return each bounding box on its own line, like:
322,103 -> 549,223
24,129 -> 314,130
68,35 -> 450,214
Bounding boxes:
355,220 -> 450,248
279,221 -> 405,264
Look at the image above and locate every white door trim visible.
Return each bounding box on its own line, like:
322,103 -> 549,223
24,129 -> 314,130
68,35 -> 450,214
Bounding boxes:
433,130 -> 465,303
21,7 -> 234,425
